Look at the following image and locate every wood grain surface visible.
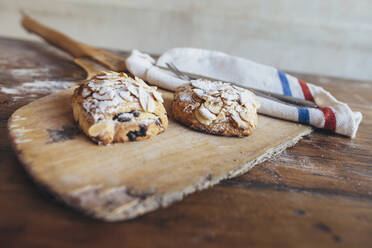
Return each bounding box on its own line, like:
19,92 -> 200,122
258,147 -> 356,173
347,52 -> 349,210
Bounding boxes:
1,37 -> 372,247
8,86 -> 310,221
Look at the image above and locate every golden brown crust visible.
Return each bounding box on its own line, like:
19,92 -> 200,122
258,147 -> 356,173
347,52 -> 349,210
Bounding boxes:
72,71 -> 168,145
172,80 -> 259,137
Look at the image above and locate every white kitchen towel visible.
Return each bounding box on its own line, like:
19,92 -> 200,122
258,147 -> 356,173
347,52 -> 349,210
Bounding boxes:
126,48 -> 362,138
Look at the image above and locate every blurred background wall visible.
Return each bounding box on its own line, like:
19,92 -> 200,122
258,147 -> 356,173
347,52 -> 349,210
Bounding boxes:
0,0 -> 371,81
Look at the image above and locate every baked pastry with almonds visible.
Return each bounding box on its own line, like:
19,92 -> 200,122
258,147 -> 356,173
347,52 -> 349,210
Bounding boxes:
72,71 -> 168,145
172,79 -> 260,136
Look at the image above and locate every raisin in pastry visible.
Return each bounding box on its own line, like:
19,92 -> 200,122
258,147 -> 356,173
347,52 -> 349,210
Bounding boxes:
72,71 -> 168,145
172,79 -> 259,136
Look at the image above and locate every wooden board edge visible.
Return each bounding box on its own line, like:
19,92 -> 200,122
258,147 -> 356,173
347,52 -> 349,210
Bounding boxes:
60,128 -> 313,222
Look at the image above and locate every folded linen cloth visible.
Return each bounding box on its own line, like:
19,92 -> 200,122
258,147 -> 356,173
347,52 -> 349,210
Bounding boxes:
126,48 -> 362,138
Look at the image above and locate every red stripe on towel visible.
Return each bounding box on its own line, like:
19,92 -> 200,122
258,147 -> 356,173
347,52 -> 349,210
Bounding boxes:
319,107 -> 336,131
298,79 -> 315,102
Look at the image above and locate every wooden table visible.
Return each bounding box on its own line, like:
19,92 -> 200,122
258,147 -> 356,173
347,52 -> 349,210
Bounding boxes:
1,37 -> 371,248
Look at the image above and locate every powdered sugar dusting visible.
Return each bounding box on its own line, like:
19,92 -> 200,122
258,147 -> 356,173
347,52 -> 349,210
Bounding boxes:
178,86 -> 194,102
176,79 -> 260,130
78,71 -> 163,122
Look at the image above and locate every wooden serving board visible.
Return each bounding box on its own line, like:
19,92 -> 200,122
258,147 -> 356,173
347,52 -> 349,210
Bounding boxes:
8,87 -> 312,221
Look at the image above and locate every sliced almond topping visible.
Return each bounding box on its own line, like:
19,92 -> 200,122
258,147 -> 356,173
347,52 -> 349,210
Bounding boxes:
127,84 -> 139,97
82,88 -> 91,98
223,91 -> 239,101
199,106 -> 216,120
88,81 -> 101,91
119,90 -> 133,101
132,81 -> 141,87
152,91 -> 164,103
147,96 -> 156,112
138,86 -> 149,111
193,88 -> 206,99
230,110 -> 248,128
134,77 -> 149,88
238,109 -> 252,122
195,105 -> 216,125
221,91 -> 232,101
99,87 -> 113,95
195,111 -> 211,126
204,102 -> 223,115
95,75 -> 111,79
92,92 -> 113,101
208,96 -> 222,103
208,90 -> 219,96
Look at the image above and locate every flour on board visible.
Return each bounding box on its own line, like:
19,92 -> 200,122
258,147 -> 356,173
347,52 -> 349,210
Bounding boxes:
0,81 -> 76,100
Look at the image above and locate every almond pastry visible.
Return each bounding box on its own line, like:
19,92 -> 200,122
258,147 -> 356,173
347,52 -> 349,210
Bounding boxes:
72,71 -> 168,145
172,79 -> 259,136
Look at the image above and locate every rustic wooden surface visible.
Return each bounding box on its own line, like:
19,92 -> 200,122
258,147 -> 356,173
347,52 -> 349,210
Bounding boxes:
8,86 -> 310,221
1,37 -> 372,247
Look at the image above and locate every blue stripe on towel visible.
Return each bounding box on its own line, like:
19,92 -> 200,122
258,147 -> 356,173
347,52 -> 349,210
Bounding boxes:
277,70 -> 292,96
297,108 -> 310,124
